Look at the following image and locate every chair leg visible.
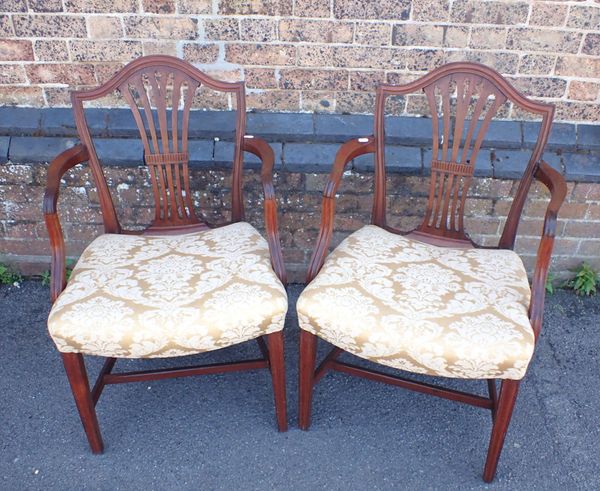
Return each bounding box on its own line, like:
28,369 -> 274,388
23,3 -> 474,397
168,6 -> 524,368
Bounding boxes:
487,379 -> 498,421
61,353 -> 104,454
482,379 -> 520,482
267,331 -> 288,432
298,330 -> 317,430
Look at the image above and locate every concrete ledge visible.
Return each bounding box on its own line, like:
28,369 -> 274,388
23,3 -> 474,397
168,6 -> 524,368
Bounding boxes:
2,135 -> 599,182
2,107 -> 597,150
0,107 -> 598,182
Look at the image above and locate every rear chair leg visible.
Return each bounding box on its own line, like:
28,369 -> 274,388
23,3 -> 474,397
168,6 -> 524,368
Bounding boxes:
267,331 -> 288,432
483,379 -> 520,482
61,353 -> 104,453
298,330 -> 317,430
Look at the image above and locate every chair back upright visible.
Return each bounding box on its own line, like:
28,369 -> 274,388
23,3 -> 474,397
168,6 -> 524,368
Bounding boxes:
373,62 -> 554,249
70,55 -> 247,235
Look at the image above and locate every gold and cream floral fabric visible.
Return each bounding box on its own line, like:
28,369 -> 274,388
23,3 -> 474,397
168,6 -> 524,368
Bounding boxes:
297,225 -> 535,380
48,222 -> 287,358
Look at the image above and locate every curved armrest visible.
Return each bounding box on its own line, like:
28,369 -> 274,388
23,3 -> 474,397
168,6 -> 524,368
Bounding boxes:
306,136 -> 376,283
243,135 -> 286,285
528,160 -> 567,340
43,144 -> 90,302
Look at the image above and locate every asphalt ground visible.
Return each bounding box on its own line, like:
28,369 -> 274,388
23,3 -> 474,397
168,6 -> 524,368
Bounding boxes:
1,281 -> 599,490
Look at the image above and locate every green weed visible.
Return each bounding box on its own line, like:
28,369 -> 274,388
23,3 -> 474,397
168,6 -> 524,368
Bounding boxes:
564,262 -> 598,297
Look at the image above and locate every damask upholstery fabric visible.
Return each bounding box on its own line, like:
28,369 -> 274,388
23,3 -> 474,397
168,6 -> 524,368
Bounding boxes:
297,225 -> 535,380
48,222 -> 288,358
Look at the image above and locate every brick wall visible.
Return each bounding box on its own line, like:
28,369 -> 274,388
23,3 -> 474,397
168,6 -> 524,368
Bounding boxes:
1,161 -> 599,283
0,1 -> 599,123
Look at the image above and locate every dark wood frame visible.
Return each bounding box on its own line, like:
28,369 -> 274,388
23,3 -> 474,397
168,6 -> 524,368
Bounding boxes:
43,56 -> 288,453
298,62 -> 567,482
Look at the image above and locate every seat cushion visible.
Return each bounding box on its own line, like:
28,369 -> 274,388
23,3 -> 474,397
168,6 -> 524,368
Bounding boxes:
48,222 -> 287,358
297,225 -> 535,380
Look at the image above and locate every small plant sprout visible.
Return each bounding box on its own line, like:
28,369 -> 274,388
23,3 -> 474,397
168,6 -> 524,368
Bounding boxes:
40,270 -> 51,286
66,259 -> 75,282
545,272 -> 555,295
564,262 -> 598,297
0,263 -> 22,287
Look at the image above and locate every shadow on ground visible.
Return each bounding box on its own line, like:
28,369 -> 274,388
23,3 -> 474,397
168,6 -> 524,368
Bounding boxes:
1,282 -> 599,489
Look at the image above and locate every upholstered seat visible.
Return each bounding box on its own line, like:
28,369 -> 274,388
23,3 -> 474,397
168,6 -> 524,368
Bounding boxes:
49,222 -> 288,359
297,225 -> 535,380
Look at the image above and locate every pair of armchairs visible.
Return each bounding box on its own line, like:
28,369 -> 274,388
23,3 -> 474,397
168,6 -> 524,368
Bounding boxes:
44,56 -> 566,482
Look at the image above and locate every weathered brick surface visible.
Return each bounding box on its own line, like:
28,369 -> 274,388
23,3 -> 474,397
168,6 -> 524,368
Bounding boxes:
1,158 -> 598,281
0,1 -> 597,122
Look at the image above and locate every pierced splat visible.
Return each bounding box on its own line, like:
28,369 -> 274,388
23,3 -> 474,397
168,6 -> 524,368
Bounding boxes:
418,74 -> 507,241
118,68 -> 203,232
70,56 -> 246,236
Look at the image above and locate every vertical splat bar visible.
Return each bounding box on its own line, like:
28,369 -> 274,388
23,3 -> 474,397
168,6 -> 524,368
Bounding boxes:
451,75 -> 475,163
180,80 -> 199,218
440,80 -> 452,162
460,85 -> 491,164
422,85 -> 440,227
470,93 -> 507,166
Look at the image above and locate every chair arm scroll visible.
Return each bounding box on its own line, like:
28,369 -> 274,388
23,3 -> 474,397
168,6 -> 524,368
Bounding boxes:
529,160 -> 567,339
43,144 -> 90,302
243,135 -> 287,285
306,136 -> 376,283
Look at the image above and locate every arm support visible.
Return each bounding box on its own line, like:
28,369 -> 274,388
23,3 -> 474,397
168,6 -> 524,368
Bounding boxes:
43,144 -> 90,302
528,160 -> 567,340
306,136 -> 376,283
243,135 -> 287,285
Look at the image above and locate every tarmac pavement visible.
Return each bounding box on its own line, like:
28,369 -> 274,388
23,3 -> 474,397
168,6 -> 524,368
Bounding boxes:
1,281 -> 599,490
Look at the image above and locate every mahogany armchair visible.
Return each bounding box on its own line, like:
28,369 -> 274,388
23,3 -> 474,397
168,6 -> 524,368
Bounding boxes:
43,55 -> 288,452
297,62 -> 567,482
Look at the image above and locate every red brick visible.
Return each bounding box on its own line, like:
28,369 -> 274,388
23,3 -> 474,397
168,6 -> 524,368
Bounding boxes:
334,0 -> 410,20
124,16 -> 198,40
301,91 -> 335,113
568,81 -> 600,102
26,64 -> 97,85
182,43 -> 219,64
578,240 -> 600,257
246,90 -> 300,111
0,15 -> 14,36
350,71 -> 386,91
355,23 -> 391,46
294,0 -> 329,17
529,2 -> 568,27
240,19 -> 277,42
219,0 -> 292,15
142,42 -> 178,57
178,0 -> 211,14
143,0 -> 175,13
244,68 -> 278,89
69,40 -> 142,62
571,183 -> 600,202
555,56 -> 600,79
0,65 -> 27,84
13,14 -> 87,38
411,0 -> 450,22
0,40 -> 34,61
203,19 -> 239,41
280,69 -> 348,91
226,44 -> 296,66
88,16 -> 124,38
279,19 -> 353,44
0,87 -> 44,105
451,0 -> 529,25
64,0 -> 138,12
1,0 -> 27,12
564,221 -> 600,238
